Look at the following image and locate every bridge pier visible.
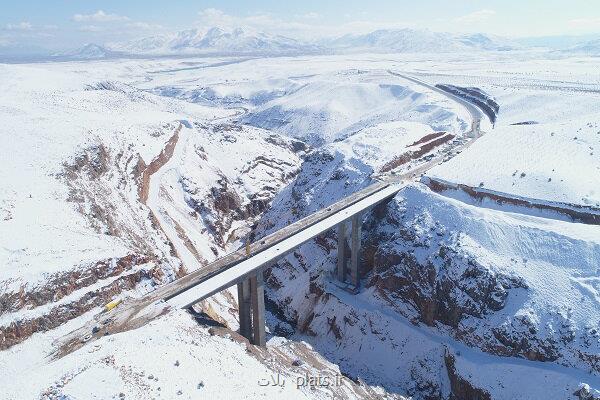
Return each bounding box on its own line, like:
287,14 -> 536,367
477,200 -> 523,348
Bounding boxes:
236,279 -> 252,339
336,213 -> 362,289
336,221 -> 347,282
350,213 -> 362,287
250,271 -> 266,347
236,270 -> 266,346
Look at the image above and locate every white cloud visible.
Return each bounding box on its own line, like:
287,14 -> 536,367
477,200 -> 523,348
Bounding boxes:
195,8 -> 414,39
73,10 -> 130,23
568,17 -> 600,31
454,9 -> 496,24
126,21 -> 163,30
297,12 -> 321,20
197,8 -> 235,26
78,25 -> 104,32
6,22 -> 33,31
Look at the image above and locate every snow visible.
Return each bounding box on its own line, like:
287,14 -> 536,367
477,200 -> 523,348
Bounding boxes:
2,50 -> 599,399
326,29 -> 517,53
0,62 -> 226,290
426,60 -> 600,208
0,310 -> 354,399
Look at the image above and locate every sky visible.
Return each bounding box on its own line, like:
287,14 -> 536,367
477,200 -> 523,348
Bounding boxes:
1,0 -> 600,52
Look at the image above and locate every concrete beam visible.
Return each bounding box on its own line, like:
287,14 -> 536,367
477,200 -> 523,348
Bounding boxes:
336,221 -> 347,282
249,270 -> 266,347
167,185 -> 401,309
350,213 -> 362,288
236,279 -> 252,341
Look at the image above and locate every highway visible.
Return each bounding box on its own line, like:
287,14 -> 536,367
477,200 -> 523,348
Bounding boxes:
167,185 -> 401,308
388,70 -> 483,135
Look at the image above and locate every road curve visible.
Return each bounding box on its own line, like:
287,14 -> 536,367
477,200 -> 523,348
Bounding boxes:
388,70 -> 483,136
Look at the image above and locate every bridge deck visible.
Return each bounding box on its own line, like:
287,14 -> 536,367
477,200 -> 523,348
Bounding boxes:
167,184 -> 401,309
137,181 -> 393,306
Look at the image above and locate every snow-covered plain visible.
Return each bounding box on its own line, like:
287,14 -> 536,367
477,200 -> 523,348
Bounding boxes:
1,51 -> 599,399
421,56 -> 600,212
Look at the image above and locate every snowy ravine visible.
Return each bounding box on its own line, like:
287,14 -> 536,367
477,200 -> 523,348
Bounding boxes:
1,51 -> 599,399
255,155 -> 600,399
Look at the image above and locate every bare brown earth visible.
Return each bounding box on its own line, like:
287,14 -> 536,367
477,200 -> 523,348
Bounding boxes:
379,133 -> 455,173
0,124 -> 185,351
137,123 -> 182,204
409,131 -> 447,147
0,255 -> 163,350
0,254 -> 150,316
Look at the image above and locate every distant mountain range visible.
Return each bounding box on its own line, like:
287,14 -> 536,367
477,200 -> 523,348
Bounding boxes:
323,29 -> 516,52
107,27 -> 322,56
24,26 -> 600,60
60,43 -> 124,60
564,38 -> 600,55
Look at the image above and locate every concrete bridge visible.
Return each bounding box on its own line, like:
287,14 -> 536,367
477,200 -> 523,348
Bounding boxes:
165,183 -> 401,346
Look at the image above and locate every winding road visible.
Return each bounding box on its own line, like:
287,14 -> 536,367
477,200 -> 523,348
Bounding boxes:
388,70 -> 483,137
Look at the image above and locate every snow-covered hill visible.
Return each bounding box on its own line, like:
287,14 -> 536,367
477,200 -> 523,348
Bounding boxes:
65,27 -> 523,58
243,74 -> 469,146
565,39 -> 600,56
424,58 -> 600,216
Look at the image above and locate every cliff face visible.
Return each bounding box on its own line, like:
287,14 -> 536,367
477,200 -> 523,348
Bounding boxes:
364,186 -> 600,372
254,139 -> 600,398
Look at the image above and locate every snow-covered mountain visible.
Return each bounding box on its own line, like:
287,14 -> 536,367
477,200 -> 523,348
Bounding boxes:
326,29 -> 516,53
59,43 -> 123,60
110,27 -> 321,55
100,27 -> 517,57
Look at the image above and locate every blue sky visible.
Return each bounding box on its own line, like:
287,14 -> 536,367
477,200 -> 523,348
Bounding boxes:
2,1 -> 600,51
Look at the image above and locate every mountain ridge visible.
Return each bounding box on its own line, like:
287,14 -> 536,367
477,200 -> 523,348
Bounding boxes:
54,26 -> 600,60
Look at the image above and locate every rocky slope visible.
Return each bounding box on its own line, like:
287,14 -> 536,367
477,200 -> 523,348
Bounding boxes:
252,135 -> 600,398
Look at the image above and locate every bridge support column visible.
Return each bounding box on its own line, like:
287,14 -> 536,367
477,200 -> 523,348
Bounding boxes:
237,271 -> 266,347
336,221 -> 347,282
350,213 -> 362,288
249,270 -> 266,347
236,279 -> 252,340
